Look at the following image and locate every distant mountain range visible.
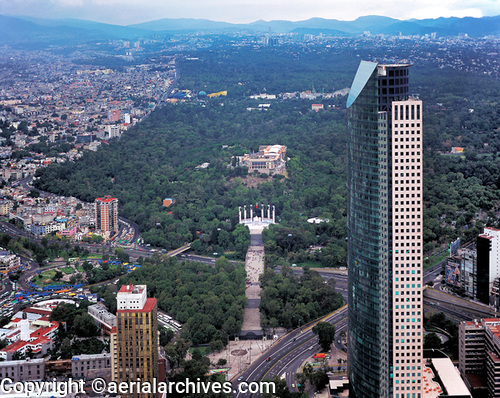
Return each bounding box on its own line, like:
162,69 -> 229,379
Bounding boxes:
129,15 -> 500,37
0,14 -> 498,47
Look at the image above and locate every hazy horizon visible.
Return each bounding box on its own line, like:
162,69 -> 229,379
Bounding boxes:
1,0 -> 498,26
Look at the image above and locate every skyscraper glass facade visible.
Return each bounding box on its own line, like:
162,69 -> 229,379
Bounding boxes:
347,61 -> 423,398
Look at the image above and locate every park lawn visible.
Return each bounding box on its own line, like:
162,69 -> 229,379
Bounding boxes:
83,254 -> 101,259
61,266 -> 75,274
34,272 -> 66,288
39,270 -> 57,279
296,260 -> 329,268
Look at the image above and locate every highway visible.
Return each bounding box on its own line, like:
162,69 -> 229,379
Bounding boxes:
232,306 -> 348,398
228,261 -> 496,397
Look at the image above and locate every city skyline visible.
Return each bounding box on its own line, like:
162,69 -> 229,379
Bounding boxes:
1,0 -> 498,26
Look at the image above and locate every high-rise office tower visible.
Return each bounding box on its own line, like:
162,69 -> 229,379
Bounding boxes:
477,227 -> 500,305
346,61 -> 423,398
95,195 -> 119,233
112,284 -> 159,398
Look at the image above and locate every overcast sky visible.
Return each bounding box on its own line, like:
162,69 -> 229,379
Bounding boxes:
1,0 -> 498,25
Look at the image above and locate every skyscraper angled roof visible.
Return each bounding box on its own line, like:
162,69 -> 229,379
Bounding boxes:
346,61 -> 377,108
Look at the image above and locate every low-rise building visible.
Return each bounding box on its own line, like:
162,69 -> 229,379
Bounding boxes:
0,358 -> 45,382
0,313 -> 59,361
445,244 -> 477,299
238,145 -> 286,173
0,250 -> 20,272
88,303 -> 116,335
71,353 -> 112,379
0,200 -> 12,216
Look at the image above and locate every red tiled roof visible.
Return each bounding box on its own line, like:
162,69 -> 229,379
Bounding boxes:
24,307 -> 52,316
2,340 -> 28,353
30,322 -> 58,339
96,196 -> 117,203
118,284 -> 134,293
117,298 -> 156,314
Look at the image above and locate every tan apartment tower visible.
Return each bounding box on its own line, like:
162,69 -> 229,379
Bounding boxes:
95,196 -> 118,233
347,62 -> 423,398
112,284 -> 159,398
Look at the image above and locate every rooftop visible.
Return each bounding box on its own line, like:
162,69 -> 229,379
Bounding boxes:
117,297 -> 156,314
431,358 -> 471,397
95,196 -> 117,203
118,284 -> 145,294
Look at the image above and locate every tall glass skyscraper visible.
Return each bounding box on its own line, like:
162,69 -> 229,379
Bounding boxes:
346,61 -> 423,398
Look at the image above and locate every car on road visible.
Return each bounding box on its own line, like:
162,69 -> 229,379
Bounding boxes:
266,356 -> 271,362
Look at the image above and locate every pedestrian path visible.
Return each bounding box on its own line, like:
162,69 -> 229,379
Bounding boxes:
240,227 -> 265,336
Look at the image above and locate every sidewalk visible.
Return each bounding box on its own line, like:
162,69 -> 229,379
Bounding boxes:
207,337 -> 277,380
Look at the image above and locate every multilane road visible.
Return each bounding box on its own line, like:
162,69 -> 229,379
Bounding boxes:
232,306 -> 348,398
229,262 -> 496,397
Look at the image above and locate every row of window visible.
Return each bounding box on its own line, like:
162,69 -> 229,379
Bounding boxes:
394,250 -> 422,255
394,104 -> 421,121
394,158 -> 420,163
394,123 -> 420,128
380,76 -> 409,85
395,365 -> 422,370
395,231 -> 421,236
395,350 -> 421,356
396,358 -> 421,363
394,186 -> 420,193
395,290 -> 420,296
0,369 -> 41,378
395,271 -> 421,276
394,297 -> 421,303
380,87 -> 409,95
385,68 -> 409,77
394,223 -> 421,228
395,371 -> 422,378
394,207 -> 420,213
396,278 -> 420,282
395,145 -> 421,150
395,284 -> 421,289
395,139 -> 420,145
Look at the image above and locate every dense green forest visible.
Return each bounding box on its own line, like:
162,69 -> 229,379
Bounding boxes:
259,267 -> 344,330
178,46 -> 359,96
35,99 -> 348,259
35,45 -> 500,264
119,256 -> 246,347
